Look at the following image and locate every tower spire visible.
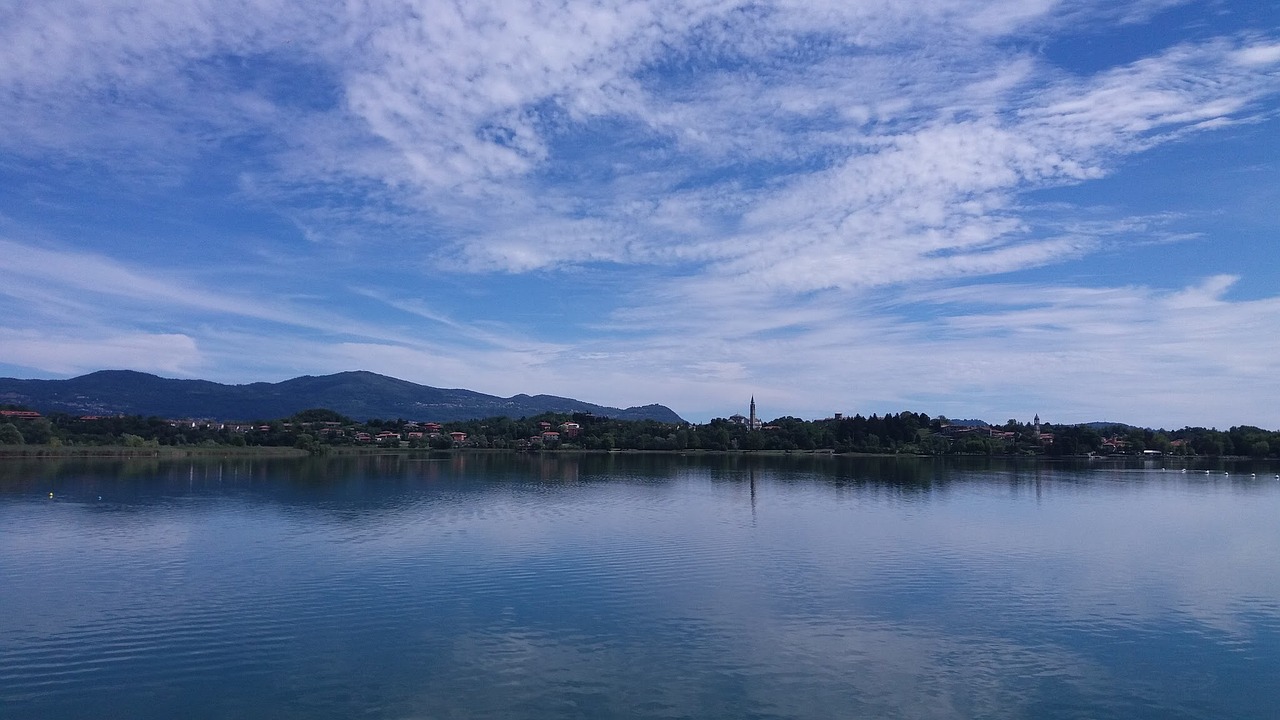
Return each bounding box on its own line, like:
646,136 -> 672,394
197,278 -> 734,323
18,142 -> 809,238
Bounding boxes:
749,395 -> 757,430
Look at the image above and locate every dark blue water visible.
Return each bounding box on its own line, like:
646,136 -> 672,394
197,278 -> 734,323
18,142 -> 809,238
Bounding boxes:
3,453 -> 1279,719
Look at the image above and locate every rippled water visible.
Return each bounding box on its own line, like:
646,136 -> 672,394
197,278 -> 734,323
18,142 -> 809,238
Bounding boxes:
3,453 -> 1279,719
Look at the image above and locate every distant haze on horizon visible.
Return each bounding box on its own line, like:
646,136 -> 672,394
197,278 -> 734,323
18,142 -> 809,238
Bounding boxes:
1,1 -> 1278,430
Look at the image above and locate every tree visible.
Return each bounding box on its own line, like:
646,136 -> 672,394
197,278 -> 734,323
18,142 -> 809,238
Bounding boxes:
291,408 -> 355,424
710,427 -> 731,451
0,422 -> 23,445
21,418 -> 53,445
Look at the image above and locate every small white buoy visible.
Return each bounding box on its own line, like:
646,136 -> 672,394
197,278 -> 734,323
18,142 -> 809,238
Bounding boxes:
48,492 -> 53,498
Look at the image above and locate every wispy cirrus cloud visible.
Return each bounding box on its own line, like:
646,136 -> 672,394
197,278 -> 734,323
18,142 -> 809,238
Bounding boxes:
0,238 -> 333,330
0,237 -> 579,392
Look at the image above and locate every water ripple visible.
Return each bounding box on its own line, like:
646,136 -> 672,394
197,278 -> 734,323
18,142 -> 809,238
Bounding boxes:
3,456 -> 1280,718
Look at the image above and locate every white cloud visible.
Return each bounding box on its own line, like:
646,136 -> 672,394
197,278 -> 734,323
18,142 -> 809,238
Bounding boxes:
0,329 -> 201,375
1233,42 -> 1280,67
554,273 -> 1280,427
0,239 -> 339,331
2,4 -> 1273,287
4,241 -> 1277,427
379,22 -> 1279,295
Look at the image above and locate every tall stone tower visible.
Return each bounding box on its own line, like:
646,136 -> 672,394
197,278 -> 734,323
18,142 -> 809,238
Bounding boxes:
749,396 -> 757,430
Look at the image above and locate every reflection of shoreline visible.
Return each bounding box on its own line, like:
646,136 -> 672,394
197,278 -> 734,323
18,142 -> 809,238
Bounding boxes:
7,450 -> 1274,487
0,445 -> 309,459
5,446 -> 1276,477
6,443 -> 1269,466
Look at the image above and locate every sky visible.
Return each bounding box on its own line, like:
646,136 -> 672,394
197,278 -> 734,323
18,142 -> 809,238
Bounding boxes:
1,0 -> 1278,428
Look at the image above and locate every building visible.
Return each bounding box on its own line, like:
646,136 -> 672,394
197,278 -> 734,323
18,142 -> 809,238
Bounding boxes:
731,396 -> 762,429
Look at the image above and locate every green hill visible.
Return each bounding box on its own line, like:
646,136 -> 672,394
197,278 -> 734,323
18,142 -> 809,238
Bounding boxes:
0,370 -> 686,423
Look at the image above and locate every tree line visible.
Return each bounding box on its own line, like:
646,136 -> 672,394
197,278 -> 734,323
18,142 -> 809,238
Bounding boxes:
3,404 -> 1279,457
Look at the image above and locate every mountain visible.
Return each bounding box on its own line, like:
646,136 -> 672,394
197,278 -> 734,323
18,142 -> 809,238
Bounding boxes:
1083,421 -> 1137,430
945,418 -> 990,427
0,370 -> 686,423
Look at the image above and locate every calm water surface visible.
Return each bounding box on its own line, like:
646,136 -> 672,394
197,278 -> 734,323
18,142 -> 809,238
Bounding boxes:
3,453 -> 1279,719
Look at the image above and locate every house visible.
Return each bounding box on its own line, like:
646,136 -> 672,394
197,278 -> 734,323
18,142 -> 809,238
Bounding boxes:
560,422 -> 580,438
449,431 -> 467,443
938,424 -> 978,438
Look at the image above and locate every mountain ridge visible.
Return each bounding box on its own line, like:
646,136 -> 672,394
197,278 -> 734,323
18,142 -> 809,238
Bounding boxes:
0,370 -> 686,423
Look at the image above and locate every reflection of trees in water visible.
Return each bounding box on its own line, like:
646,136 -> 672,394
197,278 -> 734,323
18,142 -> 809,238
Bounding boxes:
5,453 -> 1278,509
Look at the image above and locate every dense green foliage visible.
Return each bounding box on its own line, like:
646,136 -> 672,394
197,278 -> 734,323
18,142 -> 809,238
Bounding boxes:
3,403 -> 1279,457
0,422 -> 24,445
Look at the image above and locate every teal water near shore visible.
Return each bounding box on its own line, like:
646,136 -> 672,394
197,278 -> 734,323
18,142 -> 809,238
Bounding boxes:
3,454 -> 1279,719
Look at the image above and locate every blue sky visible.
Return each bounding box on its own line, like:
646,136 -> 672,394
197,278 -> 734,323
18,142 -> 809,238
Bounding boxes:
1,0 -> 1278,428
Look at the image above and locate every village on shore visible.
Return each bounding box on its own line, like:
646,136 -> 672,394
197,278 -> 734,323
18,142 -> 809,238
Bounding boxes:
3,397 -> 1278,459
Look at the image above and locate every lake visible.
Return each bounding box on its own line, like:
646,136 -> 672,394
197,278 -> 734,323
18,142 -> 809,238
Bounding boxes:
3,452 -> 1279,719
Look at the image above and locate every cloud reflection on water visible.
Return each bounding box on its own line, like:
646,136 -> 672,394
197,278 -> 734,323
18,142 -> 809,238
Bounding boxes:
2,454 -> 1278,718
